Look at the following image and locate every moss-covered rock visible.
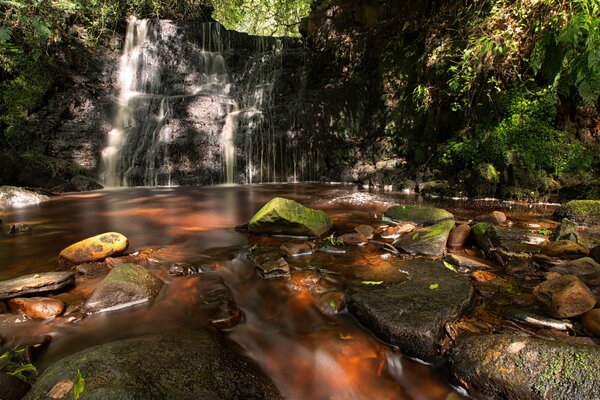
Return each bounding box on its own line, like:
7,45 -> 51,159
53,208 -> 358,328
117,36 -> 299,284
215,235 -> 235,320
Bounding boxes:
449,334 -> 600,399
471,222 -> 503,255
248,197 -> 333,236
81,264 -> 163,314
555,200 -> 600,225
393,219 -> 455,257
384,205 -> 454,225
59,232 -> 129,264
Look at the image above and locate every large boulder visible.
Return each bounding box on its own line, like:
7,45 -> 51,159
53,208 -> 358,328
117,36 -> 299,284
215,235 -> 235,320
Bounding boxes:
533,275 -> 596,318
384,205 -> 454,225
555,200 -> 600,225
393,219 -> 455,257
81,264 -> 163,314
25,330 -> 283,400
59,232 -> 129,264
346,260 -> 473,362
0,272 -> 75,300
449,334 -> 600,399
0,186 -> 49,209
248,197 -> 332,237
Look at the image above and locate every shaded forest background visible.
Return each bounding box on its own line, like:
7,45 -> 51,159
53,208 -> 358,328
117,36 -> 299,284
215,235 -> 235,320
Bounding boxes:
1,0 -> 599,199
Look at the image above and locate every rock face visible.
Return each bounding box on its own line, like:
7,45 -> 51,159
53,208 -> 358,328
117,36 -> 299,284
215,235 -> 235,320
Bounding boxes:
449,334 -> 600,399
0,272 -> 75,300
25,330 -> 284,400
555,200 -> 600,225
248,197 -> 333,237
384,205 -> 454,225
59,232 -> 129,264
9,297 -> 65,319
0,186 -> 49,209
393,219 -> 455,257
346,260 -> 473,362
81,264 -> 163,314
533,275 -> 596,318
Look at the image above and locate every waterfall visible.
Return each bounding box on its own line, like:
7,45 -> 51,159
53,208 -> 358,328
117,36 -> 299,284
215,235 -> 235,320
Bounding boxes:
102,18 -> 315,187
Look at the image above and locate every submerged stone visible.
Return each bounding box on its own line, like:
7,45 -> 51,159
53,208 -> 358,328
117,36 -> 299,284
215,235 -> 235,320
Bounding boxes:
81,263 -> 163,314
248,197 -> 333,237
0,272 -> 75,300
384,205 -> 454,226
393,219 -> 455,257
25,330 -> 284,400
346,259 -> 473,362
248,247 -> 291,279
449,334 -> 600,399
195,274 -> 242,329
59,232 -> 129,264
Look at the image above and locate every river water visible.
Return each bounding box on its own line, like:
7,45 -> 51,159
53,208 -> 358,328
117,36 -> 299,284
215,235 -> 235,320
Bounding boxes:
0,184 -> 560,399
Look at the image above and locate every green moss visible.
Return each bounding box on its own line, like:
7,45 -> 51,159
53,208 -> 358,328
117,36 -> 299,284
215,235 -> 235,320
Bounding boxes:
556,200 -> 600,225
532,347 -> 598,397
248,197 -> 333,236
421,219 -> 455,239
384,205 -> 454,225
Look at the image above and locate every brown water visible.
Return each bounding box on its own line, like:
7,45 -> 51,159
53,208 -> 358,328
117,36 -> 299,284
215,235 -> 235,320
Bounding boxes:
0,184 -> 560,399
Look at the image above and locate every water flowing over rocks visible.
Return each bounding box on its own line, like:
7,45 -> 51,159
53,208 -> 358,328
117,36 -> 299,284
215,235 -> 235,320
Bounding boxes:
25,331 -> 284,400
248,197 -> 333,237
0,272 -> 75,300
449,334 -> 600,399
346,259 -> 473,362
0,186 -> 49,209
59,232 -> 129,264
81,263 -> 163,314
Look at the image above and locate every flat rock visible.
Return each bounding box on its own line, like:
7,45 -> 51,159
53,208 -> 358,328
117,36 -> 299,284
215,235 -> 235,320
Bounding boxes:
533,275 -> 596,318
59,232 -> 129,264
393,219 -> 455,257
248,197 -> 332,237
346,259 -> 473,362
473,211 -> 507,225
0,272 -> 75,300
248,247 -> 290,279
384,205 -> 454,226
541,240 -> 589,259
0,186 -> 49,209
81,263 -> 163,314
447,224 -> 471,249
25,330 -> 283,400
9,297 -> 64,319
449,334 -> 600,399
446,254 -> 492,269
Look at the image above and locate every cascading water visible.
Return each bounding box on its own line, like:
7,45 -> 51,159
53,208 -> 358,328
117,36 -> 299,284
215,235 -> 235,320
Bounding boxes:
102,18 -> 317,187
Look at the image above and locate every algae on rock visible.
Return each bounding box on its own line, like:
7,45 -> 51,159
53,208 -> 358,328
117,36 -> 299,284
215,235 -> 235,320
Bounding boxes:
248,197 -> 333,236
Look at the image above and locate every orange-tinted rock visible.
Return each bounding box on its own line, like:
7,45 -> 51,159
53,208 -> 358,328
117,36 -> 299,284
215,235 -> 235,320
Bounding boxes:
59,232 -> 129,264
447,224 -> 471,249
9,297 -> 64,319
582,309 -> 600,337
541,240 -> 589,259
380,222 -> 416,239
533,275 -> 596,318
471,271 -> 497,282
354,224 -> 375,238
473,211 -> 507,225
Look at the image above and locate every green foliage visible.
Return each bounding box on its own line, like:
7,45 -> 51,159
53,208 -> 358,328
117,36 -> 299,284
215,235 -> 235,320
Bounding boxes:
324,233 -> 343,246
74,369 -> 85,400
0,347 -> 37,382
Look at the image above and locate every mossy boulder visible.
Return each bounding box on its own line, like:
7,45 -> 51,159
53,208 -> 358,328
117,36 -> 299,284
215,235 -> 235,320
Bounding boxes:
81,264 -> 163,314
449,334 -> 600,399
393,219 -> 455,257
59,232 -> 129,264
555,200 -> 600,226
384,205 -> 454,226
25,330 -> 283,400
248,197 -> 332,236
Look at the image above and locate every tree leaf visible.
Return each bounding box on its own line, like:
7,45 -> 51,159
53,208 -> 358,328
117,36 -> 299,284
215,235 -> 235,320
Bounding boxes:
429,283 -> 439,289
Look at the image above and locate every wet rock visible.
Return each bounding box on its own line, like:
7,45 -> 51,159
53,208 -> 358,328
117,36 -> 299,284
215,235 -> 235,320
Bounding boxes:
0,186 -> 49,209
533,275 -> 596,318
555,200 -> 600,225
503,307 -> 573,331
384,205 -> 454,226
471,222 -> 503,256
25,330 -> 284,400
0,372 -> 31,400
554,218 -> 579,242
280,242 -> 316,257
473,211 -> 507,225
346,260 -> 473,362
247,197 -> 333,237
563,257 -> 600,280
446,254 -> 492,269
81,263 -> 163,314
354,224 -> 374,238
7,223 -> 32,236
541,240 -> 589,259
318,245 -> 346,254
287,270 -> 321,292
582,309 -> 600,337
318,291 -> 345,315
75,262 -> 109,276
446,224 -> 471,250
380,222 -> 416,239
196,275 -> 241,329
340,233 -> 368,246
248,247 -> 290,279
0,272 -> 75,300
168,263 -> 206,276
9,297 -> 65,319
471,271 -> 497,282
393,220 -> 455,257
449,334 -> 600,399
59,232 -> 129,264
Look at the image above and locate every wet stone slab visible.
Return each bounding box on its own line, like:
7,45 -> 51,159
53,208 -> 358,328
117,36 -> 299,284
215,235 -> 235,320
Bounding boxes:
0,272 -> 75,300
